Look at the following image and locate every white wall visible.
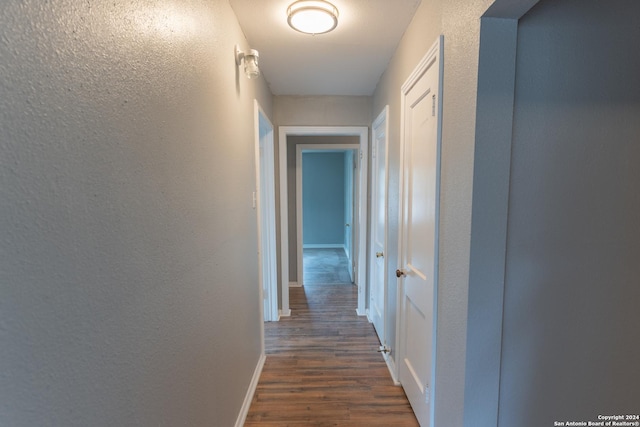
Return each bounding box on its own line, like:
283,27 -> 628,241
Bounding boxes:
0,1 -> 272,426
498,0 -> 640,424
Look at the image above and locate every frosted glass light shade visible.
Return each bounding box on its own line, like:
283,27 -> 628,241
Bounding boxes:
235,46 -> 260,79
244,50 -> 260,79
287,0 -> 339,35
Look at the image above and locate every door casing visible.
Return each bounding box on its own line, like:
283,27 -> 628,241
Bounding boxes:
296,145 -> 359,287
279,126 -> 369,317
254,101 -> 278,324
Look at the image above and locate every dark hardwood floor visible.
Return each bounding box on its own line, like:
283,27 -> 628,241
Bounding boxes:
244,284 -> 419,426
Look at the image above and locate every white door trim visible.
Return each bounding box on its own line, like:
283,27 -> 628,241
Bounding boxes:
296,144 -> 360,287
396,36 -> 444,426
279,126 -> 369,316
254,101 -> 278,325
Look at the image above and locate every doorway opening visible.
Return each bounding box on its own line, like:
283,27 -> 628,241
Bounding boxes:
298,147 -> 358,287
279,126 -> 369,316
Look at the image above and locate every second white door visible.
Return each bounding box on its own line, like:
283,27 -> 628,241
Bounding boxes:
370,106 -> 389,346
397,37 -> 442,427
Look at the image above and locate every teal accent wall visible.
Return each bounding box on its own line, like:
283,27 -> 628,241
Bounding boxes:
302,152 -> 346,246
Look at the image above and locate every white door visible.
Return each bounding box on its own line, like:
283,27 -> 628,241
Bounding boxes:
369,107 -> 389,345
397,37 -> 442,427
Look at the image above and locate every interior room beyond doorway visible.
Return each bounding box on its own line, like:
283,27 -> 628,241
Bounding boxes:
279,127 -> 369,317
300,149 -> 356,286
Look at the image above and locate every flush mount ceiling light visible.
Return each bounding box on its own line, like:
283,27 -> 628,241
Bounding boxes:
287,0 -> 339,35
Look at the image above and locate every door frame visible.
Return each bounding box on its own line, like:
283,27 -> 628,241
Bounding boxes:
296,144 -> 360,287
279,126 -> 369,316
396,36 -> 444,426
254,101 -> 278,324
464,3 -> 541,425
345,149 -> 356,283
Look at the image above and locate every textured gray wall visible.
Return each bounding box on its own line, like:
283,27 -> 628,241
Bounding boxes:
372,0 -> 496,424
375,1 -> 640,425
464,16 -> 519,427
0,1 -> 272,426
274,96 -> 372,127
499,0 -> 640,424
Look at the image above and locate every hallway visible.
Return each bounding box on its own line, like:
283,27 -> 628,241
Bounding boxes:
245,284 -> 418,426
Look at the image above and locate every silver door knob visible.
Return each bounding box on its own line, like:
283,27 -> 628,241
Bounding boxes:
396,269 -> 406,278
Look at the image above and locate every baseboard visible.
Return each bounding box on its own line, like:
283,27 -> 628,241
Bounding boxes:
355,308 -> 367,316
303,243 -> 344,249
234,353 -> 266,427
366,309 -> 373,323
279,309 -> 291,318
289,281 -> 302,288
382,352 -> 401,386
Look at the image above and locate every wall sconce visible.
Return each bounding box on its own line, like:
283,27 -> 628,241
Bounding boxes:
287,0 -> 339,35
235,46 -> 260,79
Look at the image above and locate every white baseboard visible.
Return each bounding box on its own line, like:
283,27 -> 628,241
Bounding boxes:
355,308 -> 367,316
279,309 -> 291,318
234,353 -> 266,427
303,243 -> 344,249
289,281 -> 302,288
382,352 -> 401,386
366,309 -> 373,323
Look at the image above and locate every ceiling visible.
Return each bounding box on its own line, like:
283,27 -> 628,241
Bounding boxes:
229,0 -> 422,96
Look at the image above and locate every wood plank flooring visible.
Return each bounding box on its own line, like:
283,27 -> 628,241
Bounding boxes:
245,284 -> 419,426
